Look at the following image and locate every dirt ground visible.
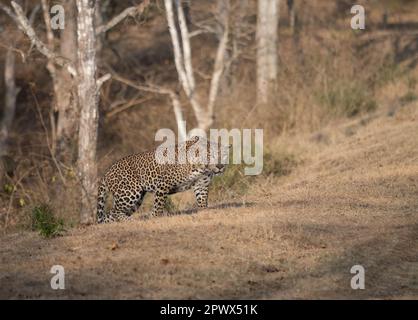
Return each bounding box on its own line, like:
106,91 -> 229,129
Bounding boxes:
1,107 -> 417,299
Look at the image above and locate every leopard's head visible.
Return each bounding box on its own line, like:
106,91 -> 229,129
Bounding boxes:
187,136 -> 231,175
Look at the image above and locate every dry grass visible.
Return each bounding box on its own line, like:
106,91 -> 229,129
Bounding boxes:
1,105 -> 417,299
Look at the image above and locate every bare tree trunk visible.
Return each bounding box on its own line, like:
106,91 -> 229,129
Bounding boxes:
0,48 -> 20,155
76,0 -> 99,224
42,0 -> 78,161
213,0 -> 231,91
287,0 -> 296,30
165,0 -> 211,130
208,0 -> 229,116
256,0 -> 279,105
230,0 -> 248,87
164,0 -> 229,132
55,0 -> 78,161
95,0 -> 104,52
382,8 -> 388,29
232,0 -> 248,54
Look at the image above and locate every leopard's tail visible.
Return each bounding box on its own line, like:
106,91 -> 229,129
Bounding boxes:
97,178 -> 108,224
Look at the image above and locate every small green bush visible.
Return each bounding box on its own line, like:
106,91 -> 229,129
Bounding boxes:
317,82 -> 377,117
31,204 -> 65,238
3,183 -> 14,194
210,150 -> 300,198
210,164 -> 249,198
407,77 -> 417,90
164,197 -> 178,214
399,91 -> 418,106
374,61 -> 401,87
263,150 -> 299,177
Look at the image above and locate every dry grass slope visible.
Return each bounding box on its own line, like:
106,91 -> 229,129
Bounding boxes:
1,105 -> 417,299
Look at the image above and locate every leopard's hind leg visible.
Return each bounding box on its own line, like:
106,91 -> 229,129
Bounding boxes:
106,188 -> 146,223
97,179 -> 108,223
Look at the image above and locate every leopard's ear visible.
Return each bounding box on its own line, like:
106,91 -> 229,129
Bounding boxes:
191,136 -> 200,142
187,135 -> 199,143
185,135 -> 200,148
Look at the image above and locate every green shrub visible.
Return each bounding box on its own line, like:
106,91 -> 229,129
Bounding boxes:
317,81 -> 377,117
399,91 -> 418,106
31,204 -> 64,238
374,61 -> 401,87
263,150 -> 299,177
407,77 -> 417,90
164,197 -> 178,214
3,183 -> 14,194
210,164 -> 249,198
210,149 -> 300,198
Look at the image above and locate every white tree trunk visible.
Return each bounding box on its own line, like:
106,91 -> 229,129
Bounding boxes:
76,0 -> 99,224
0,48 -> 20,155
208,0 -> 229,116
165,0 -> 211,130
164,0 -> 229,132
256,0 -> 279,105
169,92 -> 187,142
230,0 -> 249,87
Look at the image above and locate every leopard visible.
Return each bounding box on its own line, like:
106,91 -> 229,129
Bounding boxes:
97,136 -> 231,223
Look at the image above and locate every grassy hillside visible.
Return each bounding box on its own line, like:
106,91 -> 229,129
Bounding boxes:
1,102 -> 417,299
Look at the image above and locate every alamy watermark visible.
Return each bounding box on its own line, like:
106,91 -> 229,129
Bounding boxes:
50,5 -> 65,30
155,125 -> 263,176
50,265 -> 65,290
351,5 -> 366,30
350,265 -> 365,290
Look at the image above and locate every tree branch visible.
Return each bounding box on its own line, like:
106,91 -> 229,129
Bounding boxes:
41,0 -> 55,50
112,74 -> 172,95
95,0 -> 150,35
97,73 -> 112,91
105,97 -> 152,119
4,1 -> 77,76
0,2 -> 18,25
28,3 -> 41,26
41,0 -> 57,81
112,74 -> 187,141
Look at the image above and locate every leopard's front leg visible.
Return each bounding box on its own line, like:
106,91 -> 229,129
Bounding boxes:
151,189 -> 167,217
193,175 -> 212,208
193,185 -> 209,208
